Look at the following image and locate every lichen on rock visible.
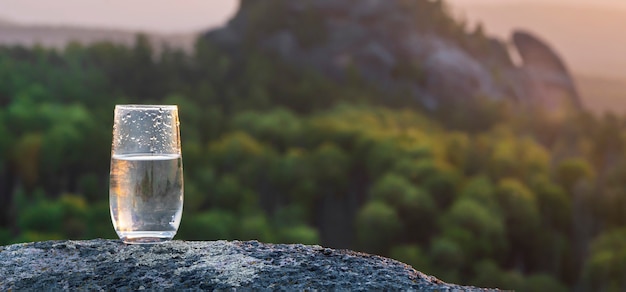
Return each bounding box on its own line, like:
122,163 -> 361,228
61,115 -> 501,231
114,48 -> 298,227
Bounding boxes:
0,239 -> 495,291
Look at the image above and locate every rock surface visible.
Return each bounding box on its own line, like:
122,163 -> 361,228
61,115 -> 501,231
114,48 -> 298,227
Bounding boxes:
512,30 -> 582,111
0,239 -> 494,291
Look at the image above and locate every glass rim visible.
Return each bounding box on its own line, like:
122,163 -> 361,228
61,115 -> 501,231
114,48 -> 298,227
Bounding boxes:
115,104 -> 178,110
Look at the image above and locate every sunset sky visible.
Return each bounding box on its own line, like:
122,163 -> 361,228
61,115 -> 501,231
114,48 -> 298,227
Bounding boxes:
449,0 -> 626,6
0,0 -> 239,33
0,0 -> 623,33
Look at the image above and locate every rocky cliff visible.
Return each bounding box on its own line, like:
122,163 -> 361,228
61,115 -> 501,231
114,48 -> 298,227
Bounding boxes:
513,30 -> 582,111
205,0 -> 580,112
0,239 -> 495,291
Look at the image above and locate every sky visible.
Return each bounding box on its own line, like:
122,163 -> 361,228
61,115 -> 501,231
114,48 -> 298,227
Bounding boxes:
448,0 -> 626,8
0,0 -> 239,34
0,0 -> 624,33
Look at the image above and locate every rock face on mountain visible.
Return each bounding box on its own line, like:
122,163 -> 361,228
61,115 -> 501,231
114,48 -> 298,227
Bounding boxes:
205,0 -> 581,112
0,239 -> 494,291
512,30 -> 582,111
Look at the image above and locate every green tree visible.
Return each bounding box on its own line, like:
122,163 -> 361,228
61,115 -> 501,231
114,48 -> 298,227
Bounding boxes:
355,201 -> 403,255
13,133 -> 42,188
231,108 -> 302,150
210,175 -> 258,213
583,228 -> 626,292
370,173 -> 437,242
276,225 -> 320,245
458,176 -> 499,211
238,213 -> 275,242
523,274 -> 568,292
429,236 -> 465,283
556,158 -> 594,193
16,194 -> 88,240
308,142 -> 350,189
496,178 -> 542,268
178,209 -> 238,241
530,176 -> 571,231
207,131 -> 276,184
441,198 -> 507,260
390,245 -> 432,272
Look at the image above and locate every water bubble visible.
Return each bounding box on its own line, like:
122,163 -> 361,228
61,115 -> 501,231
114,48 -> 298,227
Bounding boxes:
149,135 -> 157,153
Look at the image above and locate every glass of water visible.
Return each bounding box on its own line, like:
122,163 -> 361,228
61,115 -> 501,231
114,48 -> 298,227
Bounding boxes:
109,105 -> 183,244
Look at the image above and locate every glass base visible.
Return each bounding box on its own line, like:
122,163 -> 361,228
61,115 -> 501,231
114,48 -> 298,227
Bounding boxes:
117,231 -> 176,244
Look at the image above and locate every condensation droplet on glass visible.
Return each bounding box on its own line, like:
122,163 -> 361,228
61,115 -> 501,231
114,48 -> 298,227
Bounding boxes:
149,135 -> 157,153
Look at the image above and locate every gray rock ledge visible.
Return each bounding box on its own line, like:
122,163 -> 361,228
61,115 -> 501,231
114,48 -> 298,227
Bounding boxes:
0,239 -> 495,291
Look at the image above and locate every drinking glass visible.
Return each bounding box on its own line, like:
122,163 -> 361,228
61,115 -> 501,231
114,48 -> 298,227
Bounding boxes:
109,105 -> 183,244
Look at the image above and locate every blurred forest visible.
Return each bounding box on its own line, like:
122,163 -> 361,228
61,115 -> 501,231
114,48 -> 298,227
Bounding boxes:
0,2 -> 625,292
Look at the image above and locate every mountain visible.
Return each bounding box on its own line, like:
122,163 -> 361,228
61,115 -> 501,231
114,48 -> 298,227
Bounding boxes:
447,2 -> 626,114
204,0 -> 581,113
450,2 -> 626,80
0,18 -> 15,26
